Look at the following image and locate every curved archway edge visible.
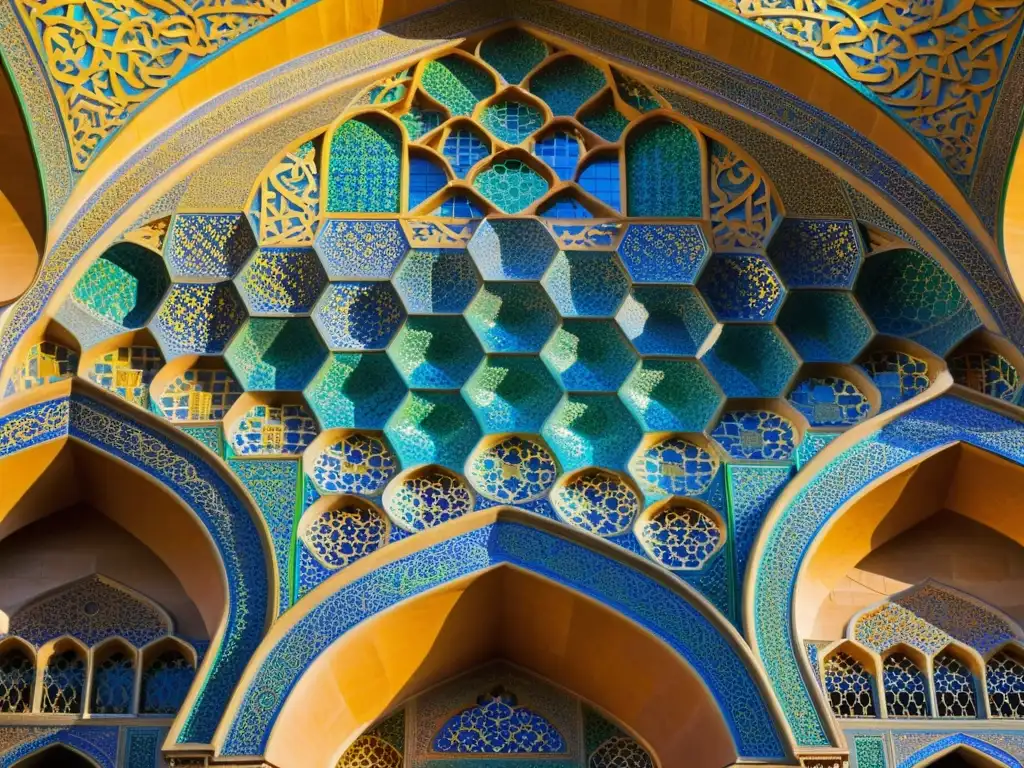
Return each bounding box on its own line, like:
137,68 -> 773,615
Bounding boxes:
218,510 -> 793,762
0,389 -> 274,746
749,394 -> 1024,748
0,727 -> 117,768
897,734 -> 1022,768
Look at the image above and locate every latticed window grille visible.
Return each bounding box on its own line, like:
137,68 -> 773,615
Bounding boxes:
41,649 -> 86,714
987,649 -> 1024,718
933,652 -> 977,718
0,648 -> 33,713
91,650 -> 135,714
883,653 -> 929,717
140,650 -> 195,714
823,651 -> 876,717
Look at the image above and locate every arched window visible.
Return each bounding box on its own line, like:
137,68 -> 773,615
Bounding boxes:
933,650 -> 978,718
823,650 -> 877,717
90,642 -> 135,715
0,643 -> 34,713
883,652 -> 929,717
40,644 -> 86,714
987,646 -> 1024,718
140,645 -> 195,714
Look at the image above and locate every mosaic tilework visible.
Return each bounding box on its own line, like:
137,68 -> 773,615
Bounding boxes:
466,436 -> 558,504
777,291 -> 873,364
580,98 -> 630,142
893,734 -> 1022,768
625,120 -> 702,218
3,342 -> 77,397
541,320 -> 637,392
393,249 -> 480,314
702,325 -> 798,398
385,391 -> 482,470
472,157 -> 550,213
824,651 -> 877,718
853,735 -> 887,768
590,736 -> 655,768
462,355 -> 562,433
949,351 -> 1022,403
87,346 -> 164,408
229,404 -> 319,455
708,140 -> 779,251
313,281 -> 406,352
304,353 -> 407,430
767,219 -> 863,290
698,253 -> 785,322
433,688 -> 567,753
326,116 -> 402,213
150,282 -> 247,358
629,436 -> 719,501
855,249 -> 980,356
221,521 -> 786,758
620,359 -> 723,433
10,575 -> 168,648
638,503 -> 723,570
479,28 -> 548,85
235,247 -> 327,315
753,395 -> 1024,745
466,281 -> 559,354
526,54 -> 603,115
616,223 -> 709,284
314,219 -> 409,280
156,368 -> 242,421
300,499 -> 389,569
481,100 -> 545,145
337,735 -> 403,767
310,432 -> 398,495
388,316 -> 483,389
0,726 -> 119,768
124,727 -> 164,768
884,653 -> 930,717
988,649 -> 1024,717
165,214 -> 255,280
0,650 -> 33,713
550,468 -> 640,537
383,466 -> 475,532
614,285 -> 716,358
542,250 -> 629,318
712,410 -> 797,461
225,318 -> 327,390
787,375 -> 872,428
70,243 -> 169,329
421,55 -> 496,116
933,652 -> 978,717
860,351 -> 930,411
228,459 -> 299,615
542,394 -> 642,472
250,139 -> 320,247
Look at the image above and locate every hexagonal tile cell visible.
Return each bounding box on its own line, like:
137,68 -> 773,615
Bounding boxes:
465,282 -> 559,353
710,409 -> 798,461
615,285 -> 716,357
69,242 -> 170,330
701,324 -> 799,398
697,253 -> 785,322
392,248 -> 480,314
542,320 -> 637,392
628,436 -> 719,500
767,218 -> 863,289
855,248 -> 980,355
308,432 -> 399,495
387,316 -> 483,389
787,374 -> 872,428
462,355 -> 562,433
229,401 -> 319,455
636,499 -> 724,570
542,393 -> 642,472
151,282 -> 247,359
549,467 -> 642,537
467,218 -> 558,280
616,223 -> 709,283
472,156 -> 551,214
235,247 -> 327,315
619,359 -> 723,432
385,391 -> 482,471
225,317 -> 327,391
313,218 -> 409,280
777,291 -> 873,363
542,250 -> 629,318
304,352 -> 407,430
383,465 -> 475,532
859,349 -> 931,411
312,282 -> 406,351
165,213 -> 255,280
466,435 -> 559,504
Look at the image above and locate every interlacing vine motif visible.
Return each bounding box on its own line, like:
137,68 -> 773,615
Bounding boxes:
730,0 -> 1024,179
708,140 -> 780,250
14,0 -> 300,169
251,140 -> 321,246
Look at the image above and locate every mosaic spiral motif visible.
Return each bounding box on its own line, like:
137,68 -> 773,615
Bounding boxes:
824,651 -> 876,717
551,469 -> 641,537
311,433 -> 398,495
301,501 -> 389,569
385,467 -> 474,532
638,503 -> 723,570
433,689 -> 567,753
467,436 -> 558,503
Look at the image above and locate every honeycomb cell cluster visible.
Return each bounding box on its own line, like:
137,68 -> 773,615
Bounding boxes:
26,26 -> 1009,592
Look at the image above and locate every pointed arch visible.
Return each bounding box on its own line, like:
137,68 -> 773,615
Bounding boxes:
0,728 -> 118,768
215,507 -> 795,767
747,391 -> 1024,747
0,384 -> 274,745
897,735 -> 1022,768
